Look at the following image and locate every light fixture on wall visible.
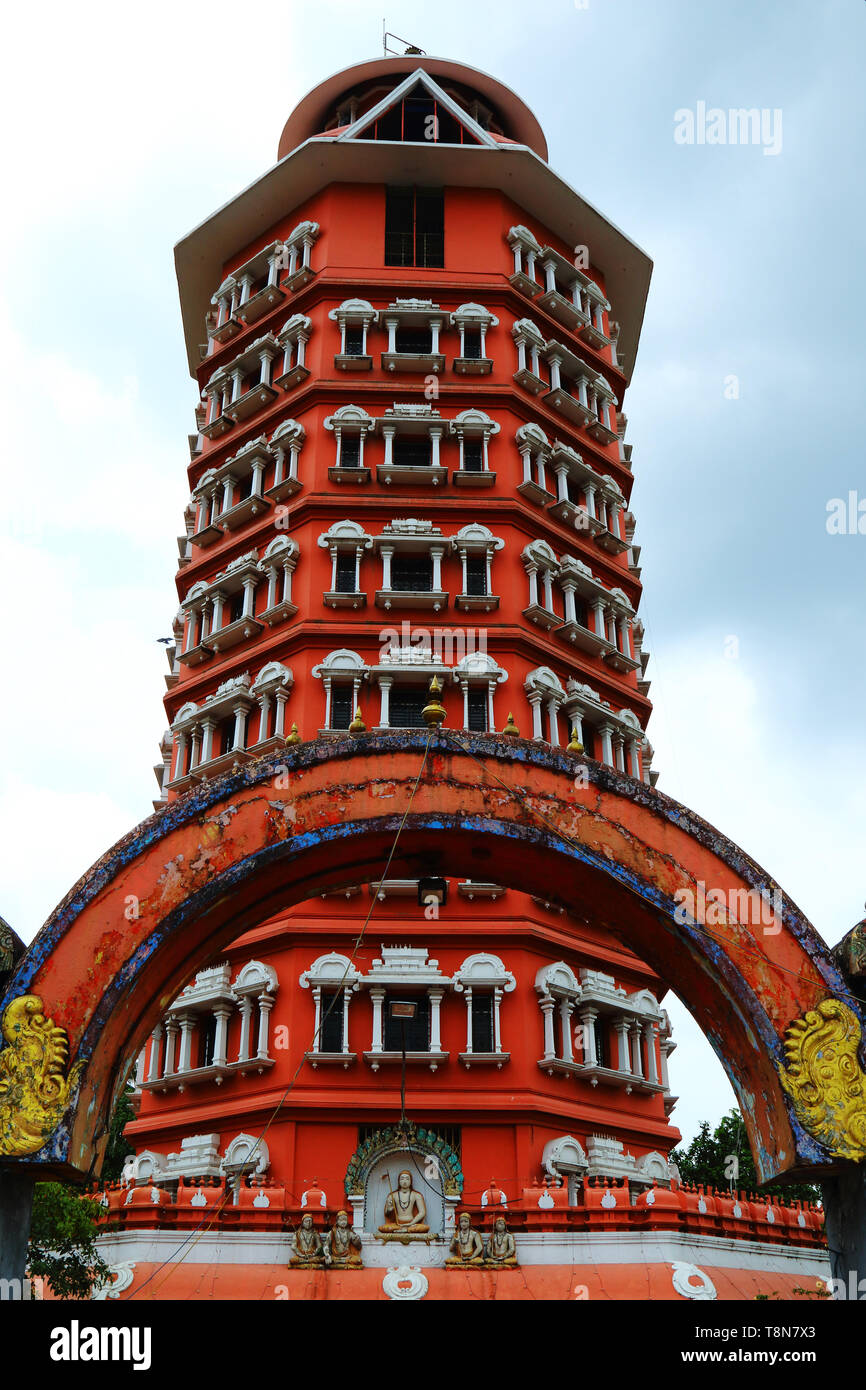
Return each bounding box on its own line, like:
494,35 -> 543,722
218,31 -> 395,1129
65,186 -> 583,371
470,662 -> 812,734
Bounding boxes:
418,877 -> 448,909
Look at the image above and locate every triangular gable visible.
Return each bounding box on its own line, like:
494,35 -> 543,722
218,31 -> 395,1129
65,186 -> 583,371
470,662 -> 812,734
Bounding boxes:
336,68 -> 497,148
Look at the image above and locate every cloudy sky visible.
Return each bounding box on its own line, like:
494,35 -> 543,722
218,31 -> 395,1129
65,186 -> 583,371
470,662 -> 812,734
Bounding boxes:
1,0 -> 863,1146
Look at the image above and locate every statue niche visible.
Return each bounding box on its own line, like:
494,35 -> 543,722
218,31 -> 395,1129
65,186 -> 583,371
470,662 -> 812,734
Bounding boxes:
379,1169 -> 430,1237
445,1211 -> 484,1266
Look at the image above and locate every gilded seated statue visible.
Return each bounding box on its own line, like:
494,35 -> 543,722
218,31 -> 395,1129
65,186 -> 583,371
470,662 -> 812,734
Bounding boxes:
327,1209 -> 363,1267
446,1211 -> 485,1266
485,1216 -> 517,1266
379,1170 -> 429,1234
289,1213 -> 325,1267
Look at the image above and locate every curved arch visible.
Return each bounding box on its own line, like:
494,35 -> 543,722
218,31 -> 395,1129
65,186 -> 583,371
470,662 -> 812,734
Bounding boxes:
0,732 -> 860,1183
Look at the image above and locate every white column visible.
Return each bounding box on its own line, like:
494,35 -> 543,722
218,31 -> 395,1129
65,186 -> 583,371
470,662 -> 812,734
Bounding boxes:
493,987 -> 503,1053
525,562 -> 539,608
163,1020 -> 178,1076
528,691 -> 543,740
559,997 -> 574,1062
177,1015 -> 194,1072
385,316 -> 397,353
311,985 -> 322,1050
237,997 -> 253,1062
643,1022 -> 659,1083
615,1019 -> 631,1073
579,1009 -> 597,1067
147,1024 -> 163,1082
378,676 -> 392,728
630,1022 -> 644,1078
429,989 -> 444,1053
540,995 -> 556,1060
380,542 -> 397,591
431,546 -> 444,590
213,1007 -> 231,1068
599,723 -> 614,767
275,690 -> 287,738
257,993 -> 274,1058
464,987 -> 473,1053
134,1048 -> 146,1086
370,988 -> 385,1053
548,699 -> 561,747
342,986 -> 352,1055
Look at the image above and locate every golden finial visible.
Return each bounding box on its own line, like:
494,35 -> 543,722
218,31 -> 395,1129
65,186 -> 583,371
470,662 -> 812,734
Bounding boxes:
567,727 -> 584,754
422,675 -> 446,729
285,722 -> 301,746
348,707 -> 366,734
501,712 -> 520,738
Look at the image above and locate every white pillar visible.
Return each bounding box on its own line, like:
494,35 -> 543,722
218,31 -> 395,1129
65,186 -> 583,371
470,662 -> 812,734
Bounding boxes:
429,989 -> 444,1053
579,1009 -> 597,1067
615,1019 -> 631,1073
238,997 -> 253,1062
540,995 -> 556,1060
257,994 -> 273,1058
464,987 -> 473,1053
147,1024 -> 163,1082
213,1007 -> 231,1068
643,1022 -> 659,1083
559,998 -> 574,1062
370,988 -> 385,1053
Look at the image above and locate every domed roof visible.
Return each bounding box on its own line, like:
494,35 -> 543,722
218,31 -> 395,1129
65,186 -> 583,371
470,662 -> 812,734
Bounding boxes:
278,56 -> 548,161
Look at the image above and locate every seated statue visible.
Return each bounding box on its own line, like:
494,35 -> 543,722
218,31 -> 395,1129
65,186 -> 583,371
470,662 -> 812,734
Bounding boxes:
289,1213 -> 325,1267
484,1216 -> 517,1267
379,1170 -> 429,1233
446,1211 -> 485,1266
327,1209 -> 363,1267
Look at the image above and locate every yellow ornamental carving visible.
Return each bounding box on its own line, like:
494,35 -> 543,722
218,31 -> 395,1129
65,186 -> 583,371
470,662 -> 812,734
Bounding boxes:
780,998 -> 866,1162
0,995 -> 85,1158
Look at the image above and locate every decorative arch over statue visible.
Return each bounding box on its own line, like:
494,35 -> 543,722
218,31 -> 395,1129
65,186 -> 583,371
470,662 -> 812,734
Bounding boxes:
0,731 -> 864,1283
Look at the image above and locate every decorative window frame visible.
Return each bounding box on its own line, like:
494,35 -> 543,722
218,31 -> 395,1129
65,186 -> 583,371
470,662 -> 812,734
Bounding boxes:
274,314 -> 312,390
299,952 -> 363,1066
221,1133 -> 270,1178
515,422 -> 555,506
167,673 -> 255,788
564,679 -> 645,777
450,302 -> 498,374
203,334 -> 279,436
258,536 -> 299,627
524,665 -> 567,746
452,952 -> 515,1066
451,522 -> 504,611
506,225 -> 545,297
213,239 -> 289,339
535,961 -> 581,1074
324,404 -> 375,481
358,947 -> 452,1071
450,408 -> 499,486
329,298 -> 378,369
231,960 -> 279,1071
249,660 -> 294,751
373,517 -> 449,610
312,648 -> 370,733
267,418 -> 305,501
381,298 -> 447,374
318,519 -> 373,609
375,404 -> 448,488
367,641 -> 451,729
451,652 -> 507,734
180,550 -> 263,664
282,220 -> 320,292
522,539 -> 561,631
511,318 -> 548,395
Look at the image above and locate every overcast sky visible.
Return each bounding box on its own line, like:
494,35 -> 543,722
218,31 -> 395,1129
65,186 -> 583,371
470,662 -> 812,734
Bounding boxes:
1,0 -> 863,1147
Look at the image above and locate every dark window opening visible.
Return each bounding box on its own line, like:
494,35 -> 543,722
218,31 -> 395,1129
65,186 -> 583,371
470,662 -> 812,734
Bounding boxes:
462,328 -> 482,359
467,689 -> 488,734
340,436 -> 361,468
318,991 -> 344,1052
395,326 -> 433,354
566,476 -> 584,506
465,555 -> 487,596
389,689 -> 429,729
335,555 -> 357,593
199,1014 -> 217,1068
471,993 -> 494,1051
344,324 -> 364,355
462,439 -> 483,472
229,592 -> 245,624
574,597 -> 589,629
593,1019 -> 608,1069
385,186 -> 444,268
582,726 -> 596,760
361,86 -> 480,147
384,992 -> 430,1050
331,685 -> 353,731
216,715 -> 235,757
393,437 -> 432,468
391,555 -> 433,591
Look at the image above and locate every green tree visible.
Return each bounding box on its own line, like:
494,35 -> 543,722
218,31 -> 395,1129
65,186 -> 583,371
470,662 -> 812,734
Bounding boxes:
101,1085 -> 137,1182
28,1183 -> 111,1300
671,1109 -> 820,1203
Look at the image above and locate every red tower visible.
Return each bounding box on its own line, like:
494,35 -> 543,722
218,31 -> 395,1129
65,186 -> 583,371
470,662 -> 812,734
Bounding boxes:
99,56 -> 828,1300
